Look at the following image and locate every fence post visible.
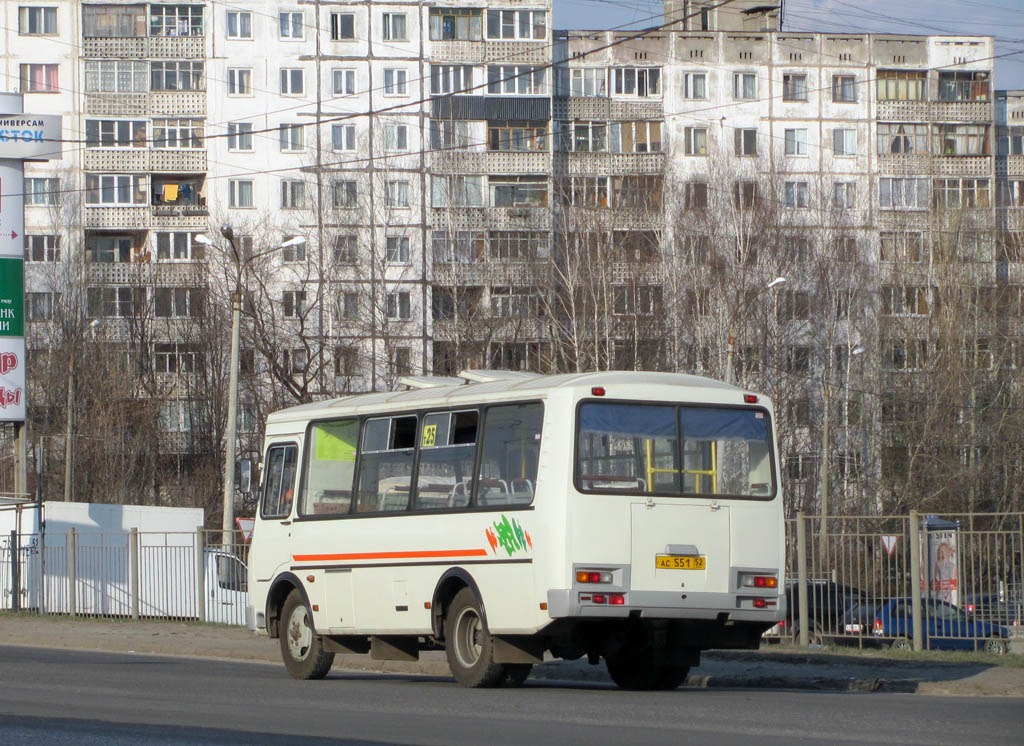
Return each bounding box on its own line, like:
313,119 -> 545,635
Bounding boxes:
909,510 -> 922,651
68,527 -> 76,619
39,527 -> 46,616
196,528 -> 206,623
130,527 -> 140,621
797,512 -> 809,648
10,531 -> 20,612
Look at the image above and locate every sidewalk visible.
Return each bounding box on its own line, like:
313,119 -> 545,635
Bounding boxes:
1,614 -> 1022,697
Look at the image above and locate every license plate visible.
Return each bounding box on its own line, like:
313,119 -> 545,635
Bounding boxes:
655,555 -> 706,570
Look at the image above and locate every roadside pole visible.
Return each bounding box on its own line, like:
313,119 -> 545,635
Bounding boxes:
909,510 -> 923,651
797,512 -> 808,648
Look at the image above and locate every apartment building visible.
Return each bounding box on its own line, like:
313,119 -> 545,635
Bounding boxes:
5,0 -> 1018,513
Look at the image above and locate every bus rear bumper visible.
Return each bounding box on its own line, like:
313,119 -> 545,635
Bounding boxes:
546,589 -> 784,625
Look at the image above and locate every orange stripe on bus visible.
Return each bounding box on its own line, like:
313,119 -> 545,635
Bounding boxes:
292,549 -> 489,562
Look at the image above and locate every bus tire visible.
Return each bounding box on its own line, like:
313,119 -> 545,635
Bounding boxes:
280,590 -> 334,680
444,587 -> 506,688
503,664 -> 533,687
606,651 -> 689,691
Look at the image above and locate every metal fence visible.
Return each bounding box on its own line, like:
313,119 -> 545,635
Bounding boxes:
776,511 -> 1024,652
1,529 -> 249,626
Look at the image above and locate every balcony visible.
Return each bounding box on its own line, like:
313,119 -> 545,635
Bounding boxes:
84,205 -> 149,229
83,36 -> 205,59
932,155 -> 992,177
429,40 -> 485,64
485,41 -> 550,65
150,149 -> 207,173
875,154 -> 931,176
1005,155 -> 1024,176
150,205 -> 209,229
876,100 -> 930,121
567,152 -> 665,174
930,100 -> 992,123
150,91 -> 206,116
84,149 -> 149,172
85,93 -> 149,118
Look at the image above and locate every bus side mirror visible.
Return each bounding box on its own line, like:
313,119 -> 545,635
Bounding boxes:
237,459 -> 253,494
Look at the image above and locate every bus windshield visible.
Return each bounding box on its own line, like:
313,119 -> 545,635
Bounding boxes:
575,402 -> 775,498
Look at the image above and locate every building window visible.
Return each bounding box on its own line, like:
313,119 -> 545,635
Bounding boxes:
332,124 -> 356,151
383,68 -> 407,95
570,68 -> 606,97
333,180 -> 358,208
27,292 -> 59,321
611,121 -> 662,153
431,175 -> 485,207
85,120 -> 147,148
570,121 -> 606,152
333,234 -> 358,264
882,285 -> 929,316
389,347 -> 411,377
429,120 -> 472,150
282,290 -> 306,318
485,9 -> 545,40
227,122 -> 253,151
682,72 -> 706,99
227,68 -> 252,95
279,11 -> 304,39
833,128 -> 856,156
153,118 -> 203,148
155,232 -> 204,261
733,72 -> 757,99
85,174 -> 146,205
883,339 -> 929,371
933,124 -> 989,156
281,236 -> 306,262
684,182 -> 708,210
732,180 -> 758,208
340,292 -> 359,320
150,61 -> 203,91
19,63 -> 58,93
783,73 -> 807,101
83,5 -> 145,37
784,128 -> 807,155
785,346 -> 810,373
229,179 -> 254,208
490,176 -> 547,207
488,230 -> 547,261
430,64 -> 474,95
330,12 -> 354,40
382,12 -> 407,40
876,69 -> 925,101
683,126 -> 708,155
386,236 -> 410,264
335,344 -> 358,376
880,232 -> 927,263
879,178 -> 928,209
490,122 -> 545,152
19,6 -> 57,35
281,180 -> 305,209
938,71 -> 989,102
226,10 -> 251,39
386,180 -> 409,208
280,68 -> 303,95
777,290 -> 810,321
87,235 -> 132,263
279,123 -> 304,152
333,69 -> 356,95
155,287 -> 203,318
84,60 -> 148,92
487,65 -> 546,95
150,5 -> 203,37
734,128 -> 757,156
999,130 -> 1024,156
933,178 -> 990,209
833,182 -> 855,209
158,401 -> 192,433
429,7 -> 482,40
832,74 -> 855,102
877,122 -> 929,154
434,230 -> 486,262
611,67 -> 661,97
491,286 -> 540,317
384,124 -> 408,151
87,286 -> 145,318
386,292 -> 411,320
784,181 -> 809,208
25,234 -> 60,262
283,349 -> 308,374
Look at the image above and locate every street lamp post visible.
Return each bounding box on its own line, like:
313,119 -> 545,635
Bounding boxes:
196,229 -> 305,542
725,276 -> 786,385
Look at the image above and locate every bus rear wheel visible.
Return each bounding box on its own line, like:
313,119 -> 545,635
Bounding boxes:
606,650 -> 689,691
280,590 -> 335,680
445,587 -> 507,688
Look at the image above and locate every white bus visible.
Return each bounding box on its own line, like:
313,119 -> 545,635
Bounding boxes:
247,370 -> 785,689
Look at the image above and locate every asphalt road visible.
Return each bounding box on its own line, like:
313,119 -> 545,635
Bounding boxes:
2,646 -> 1021,746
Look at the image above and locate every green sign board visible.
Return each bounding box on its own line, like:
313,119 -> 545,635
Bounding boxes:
0,257 -> 24,337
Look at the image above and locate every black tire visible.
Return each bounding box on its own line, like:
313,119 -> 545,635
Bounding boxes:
605,650 -> 689,691
891,636 -> 913,652
444,587 -> 507,688
503,664 -> 533,687
279,590 -> 334,680
794,621 -> 825,646
982,637 -> 1007,655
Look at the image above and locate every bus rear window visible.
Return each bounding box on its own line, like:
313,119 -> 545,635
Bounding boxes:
576,402 -> 774,498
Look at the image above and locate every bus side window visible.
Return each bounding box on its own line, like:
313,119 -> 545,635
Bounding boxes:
262,444 -> 298,518
415,410 -> 478,509
356,415 -> 417,513
300,418 -> 358,516
477,403 -> 543,507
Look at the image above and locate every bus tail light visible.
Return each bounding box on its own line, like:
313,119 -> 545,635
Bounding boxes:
591,386 -> 606,396
609,593 -> 625,605
739,573 -> 778,589
592,594 -> 607,604
744,394 -> 758,404
577,570 -> 613,584
753,598 -> 767,609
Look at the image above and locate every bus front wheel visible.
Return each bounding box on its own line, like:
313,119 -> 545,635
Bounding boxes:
444,587 -> 507,688
280,590 -> 335,680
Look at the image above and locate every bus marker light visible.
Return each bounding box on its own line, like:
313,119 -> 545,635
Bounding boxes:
307,575 -> 315,582
592,594 -> 607,604
744,394 -> 758,403
424,602 -> 431,609
539,602 -> 548,610
591,386 -> 606,396
609,593 -> 625,605
313,604 -> 320,611
753,599 -> 767,609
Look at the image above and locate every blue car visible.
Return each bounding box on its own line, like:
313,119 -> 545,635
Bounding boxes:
872,598 -> 1011,654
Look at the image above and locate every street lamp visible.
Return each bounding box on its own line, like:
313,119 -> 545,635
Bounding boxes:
725,276 -> 786,385
818,344 -> 865,564
195,230 -> 305,541
64,318 -> 100,503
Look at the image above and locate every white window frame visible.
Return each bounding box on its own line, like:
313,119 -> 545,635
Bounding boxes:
332,123 -> 356,152
485,9 -> 545,40
333,180 -> 358,208
682,72 -> 707,100
833,182 -> 856,209
227,68 -> 252,96
386,291 -> 412,320
229,179 -> 254,208
570,68 -> 607,98
279,123 -> 304,152
832,74 -> 856,102
784,128 -> 807,155
279,11 -> 304,40
387,180 -> 410,208
281,179 -> 305,209
330,11 -> 355,41
85,60 -> 148,93
833,128 -> 856,156
783,73 -> 807,101
226,10 -> 251,39
280,68 -> 304,96
383,68 -> 408,96
785,181 -> 809,209
333,68 -> 356,96
227,122 -> 253,151
684,126 -> 708,156
85,173 -> 146,205
384,124 -> 409,151
610,67 -> 661,98
19,6 -> 57,35
382,12 -> 407,41
733,72 -> 757,100
386,236 -> 410,264
879,177 -> 929,210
